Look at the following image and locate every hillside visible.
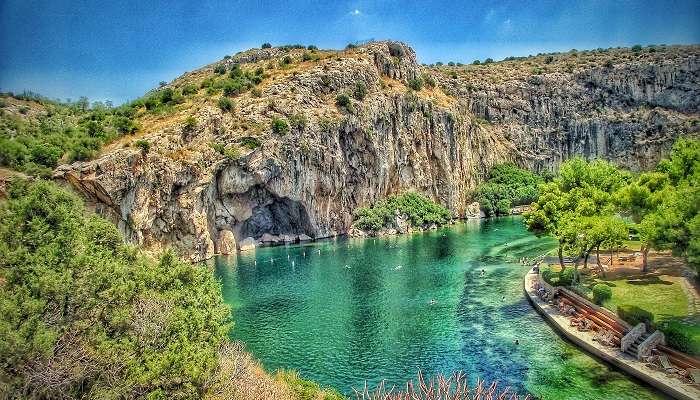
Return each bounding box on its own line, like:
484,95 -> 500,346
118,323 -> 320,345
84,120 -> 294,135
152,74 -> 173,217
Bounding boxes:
4,41 -> 698,261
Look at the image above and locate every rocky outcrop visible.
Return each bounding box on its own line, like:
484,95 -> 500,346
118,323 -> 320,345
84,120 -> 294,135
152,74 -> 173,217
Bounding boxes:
55,41 -> 700,261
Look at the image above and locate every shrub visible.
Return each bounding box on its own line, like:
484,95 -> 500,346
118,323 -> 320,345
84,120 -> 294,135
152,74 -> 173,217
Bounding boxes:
388,42 -> 405,57
134,139 -> 150,153
240,137 -> 260,149
472,163 -> 543,217
307,45 -> 318,50
229,63 -> 242,78
604,59 -> 614,68
632,44 -> 642,52
353,81 -> 368,100
408,78 -> 423,91
271,118 -> 289,135
346,43 -> 357,49
544,55 -> 554,64
592,284 -> 612,305
662,323 -> 691,353
289,113 -> 307,131
182,84 -> 198,95
214,64 -> 227,74
484,58 -> 494,64
279,55 -> 293,66
472,59 -> 481,65
335,93 -> 353,112
217,96 -> 234,112
261,42 -> 272,49
559,268 -> 575,286
541,267 -> 558,285
422,74 -> 436,88
183,115 -> 197,130
617,304 -> 654,326
250,87 -> 262,97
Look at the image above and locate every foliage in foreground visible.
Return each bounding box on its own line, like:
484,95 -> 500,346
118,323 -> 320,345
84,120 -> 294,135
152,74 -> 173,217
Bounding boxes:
353,192 -> 452,232
472,163 -> 543,217
353,371 -> 528,400
0,179 -> 230,399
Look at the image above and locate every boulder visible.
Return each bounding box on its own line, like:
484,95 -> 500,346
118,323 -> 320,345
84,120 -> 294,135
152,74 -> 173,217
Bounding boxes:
260,233 -> 281,243
298,234 -> 313,242
465,202 -> 484,219
238,237 -> 257,251
216,230 -> 237,255
281,234 -> 297,243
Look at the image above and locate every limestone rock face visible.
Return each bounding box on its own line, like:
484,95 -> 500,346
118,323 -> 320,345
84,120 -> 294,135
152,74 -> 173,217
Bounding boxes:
465,202 -> 483,219
55,41 -> 700,261
216,230 -> 236,255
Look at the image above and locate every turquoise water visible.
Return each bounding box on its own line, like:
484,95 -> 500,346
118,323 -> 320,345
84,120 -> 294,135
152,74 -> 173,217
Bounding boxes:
214,217 -> 666,399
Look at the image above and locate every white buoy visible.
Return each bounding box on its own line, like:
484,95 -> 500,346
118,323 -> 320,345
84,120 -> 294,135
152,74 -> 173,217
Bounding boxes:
292,260 -> 295,267
318,249 -> 321,254
288,254 -> 290,259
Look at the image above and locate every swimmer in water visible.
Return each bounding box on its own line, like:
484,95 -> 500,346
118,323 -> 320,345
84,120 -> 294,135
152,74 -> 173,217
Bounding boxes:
502,296 -> 506,302
514,339 -> 520,345
480,269 -> 485,277
429,299 -> 436,305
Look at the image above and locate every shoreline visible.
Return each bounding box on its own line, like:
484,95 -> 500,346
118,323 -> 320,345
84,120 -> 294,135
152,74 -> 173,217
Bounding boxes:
523,268 -> 700,400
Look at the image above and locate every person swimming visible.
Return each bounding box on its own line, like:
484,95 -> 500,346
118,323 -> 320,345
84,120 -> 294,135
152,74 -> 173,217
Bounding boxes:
429,299 -> 436,305
480,269 -> 485,277
513,339 -> 520,345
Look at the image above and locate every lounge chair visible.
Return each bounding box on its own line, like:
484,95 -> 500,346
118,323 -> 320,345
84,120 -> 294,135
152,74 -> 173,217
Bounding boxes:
688,368 -> 700,385
659,355 -> 678,373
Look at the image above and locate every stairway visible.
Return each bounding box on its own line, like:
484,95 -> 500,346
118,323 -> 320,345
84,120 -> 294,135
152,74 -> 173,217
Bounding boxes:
624,332 -> 650,359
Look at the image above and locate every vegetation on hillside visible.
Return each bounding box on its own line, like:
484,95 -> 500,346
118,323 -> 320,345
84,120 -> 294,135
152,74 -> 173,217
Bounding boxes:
0,92 -> 139,177
472,163 -> 543,216
353,192 -> 452,232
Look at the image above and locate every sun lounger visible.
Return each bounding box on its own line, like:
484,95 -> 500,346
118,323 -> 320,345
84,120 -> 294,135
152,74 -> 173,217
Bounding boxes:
688,368 -> 700,385
659,355 -> 678,373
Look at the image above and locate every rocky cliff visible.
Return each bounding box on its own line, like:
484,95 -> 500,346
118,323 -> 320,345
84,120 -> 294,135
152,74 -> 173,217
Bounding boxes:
55,41 -> 700,261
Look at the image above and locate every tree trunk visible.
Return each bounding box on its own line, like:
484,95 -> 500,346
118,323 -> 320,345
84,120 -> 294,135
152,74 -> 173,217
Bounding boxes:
610,249 -> 614,266
642,245 -> 649,273
558,244 -> 565,270
596,245 -> 602,268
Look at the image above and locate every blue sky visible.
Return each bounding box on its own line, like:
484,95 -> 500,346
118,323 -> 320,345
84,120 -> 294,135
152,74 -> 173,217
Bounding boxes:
1,0 -> 698,105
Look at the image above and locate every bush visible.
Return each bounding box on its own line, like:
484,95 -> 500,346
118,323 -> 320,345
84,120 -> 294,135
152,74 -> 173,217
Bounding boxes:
214,64 -> 227,74
261,42 -> 272,49
134,139 -> 150,153
289,113 -> 307,131
544,55 -> 554,64
632,44 -> 642,52
279,55 -> 293,66
484,58 -> 494,64
408,78 -> 423,91
217,96 -> 234,112
422,74 -> 436,88
662,323 -> 691,353
388,42 -> 405,57
307,45 -> 318,50
335,93 -> 353,112
472,59 -> 481,65
592,284 -> 612,305
182,83 -> 198,95
617,304 -> 654,326
353,81 -> 368,100
240,137 -> 260,149
541,267 -> 557,285
559,268 -> 575,286
183,115 -> 197,130
271,118 -> 289,135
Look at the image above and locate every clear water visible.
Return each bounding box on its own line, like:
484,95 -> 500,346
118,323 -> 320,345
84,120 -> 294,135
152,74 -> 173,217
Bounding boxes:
213,217 -> 666,399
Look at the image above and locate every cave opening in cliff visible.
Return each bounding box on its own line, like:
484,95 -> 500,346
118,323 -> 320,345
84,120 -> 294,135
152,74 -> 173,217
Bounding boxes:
237,195 -> 316,240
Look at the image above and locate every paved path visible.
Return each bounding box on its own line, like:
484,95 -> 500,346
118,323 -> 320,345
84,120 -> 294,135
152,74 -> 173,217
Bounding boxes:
524,269 -> 700,400
681,276 -> 700,323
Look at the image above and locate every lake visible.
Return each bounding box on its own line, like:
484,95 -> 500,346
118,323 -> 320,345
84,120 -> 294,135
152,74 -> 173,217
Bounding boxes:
213,217 -> 665,399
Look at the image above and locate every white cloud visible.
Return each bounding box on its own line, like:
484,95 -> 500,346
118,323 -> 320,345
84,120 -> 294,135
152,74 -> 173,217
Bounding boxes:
350,9 -> 361,16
